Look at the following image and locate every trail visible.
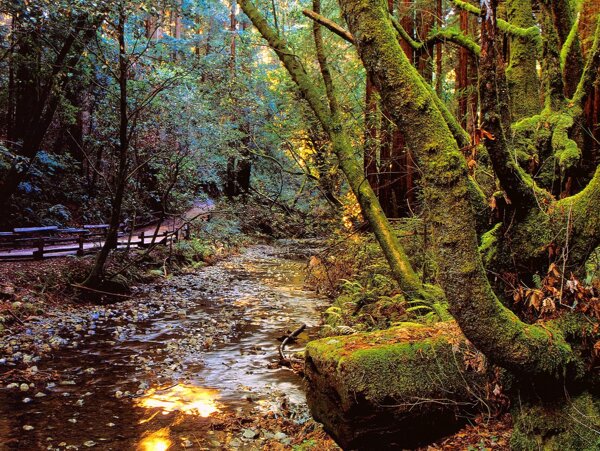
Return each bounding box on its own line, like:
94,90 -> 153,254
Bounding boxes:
0,200 -> 214,260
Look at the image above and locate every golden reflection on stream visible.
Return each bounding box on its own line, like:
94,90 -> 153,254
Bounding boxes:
138,428 -> 172,451
136,384 -> 221,417
136,384 -> 221,450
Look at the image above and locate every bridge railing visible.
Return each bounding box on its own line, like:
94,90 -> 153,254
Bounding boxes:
0,221 -> 195,261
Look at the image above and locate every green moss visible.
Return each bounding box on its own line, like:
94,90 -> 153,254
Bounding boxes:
427,26 -> 481,55
522,323 -> 580,376
511,109 -> 582,191
505,0 -> 542,119
559,9 -> 581,73
306,322 -> 485,409
571,15 -> 600,106
551,113 -> 581,172
511,392 -> 600,450
510,208 -> 552,261
467,177 -> 491,237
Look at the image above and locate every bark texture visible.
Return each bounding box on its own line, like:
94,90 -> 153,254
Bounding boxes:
337,0 -> 579,377
238,0 -> 431,300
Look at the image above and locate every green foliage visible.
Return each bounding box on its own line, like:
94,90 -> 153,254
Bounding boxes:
0,0 -> 334,230
585,247 -> 600,285
2,151 -> 85,225
172,238 -> 213,265
320,256 -> 444,336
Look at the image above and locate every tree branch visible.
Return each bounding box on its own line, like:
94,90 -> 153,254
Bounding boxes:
450,0 -> 541,42
424,27 -> 481,56
302,9 -> 355,44
571,15 -> 600,108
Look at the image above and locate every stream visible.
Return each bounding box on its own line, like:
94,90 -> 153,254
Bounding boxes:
0,244 -> 329,450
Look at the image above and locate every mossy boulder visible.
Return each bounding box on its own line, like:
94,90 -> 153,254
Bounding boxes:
304,322 -> 489,449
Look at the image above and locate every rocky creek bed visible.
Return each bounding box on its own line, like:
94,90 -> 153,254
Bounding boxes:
0,243 -> 339,450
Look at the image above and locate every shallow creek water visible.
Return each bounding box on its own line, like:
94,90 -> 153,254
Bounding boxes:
0,244 -> 329,450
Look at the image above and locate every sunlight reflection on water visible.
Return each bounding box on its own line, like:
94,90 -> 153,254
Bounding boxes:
136,384 -> 221,418
138,428 -> 172,451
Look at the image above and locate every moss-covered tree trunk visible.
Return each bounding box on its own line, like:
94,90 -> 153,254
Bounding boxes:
505,0 -> 540,120
238,0 -> 430,300
493,14 -> 600,276
337,0 -> 579,377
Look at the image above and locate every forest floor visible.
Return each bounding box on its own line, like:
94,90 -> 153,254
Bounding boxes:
0,239 -> 514,450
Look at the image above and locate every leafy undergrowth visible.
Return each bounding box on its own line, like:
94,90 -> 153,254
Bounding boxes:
306,222 -> 441,335
510,262 -> 600,363
512,263 -> 600,321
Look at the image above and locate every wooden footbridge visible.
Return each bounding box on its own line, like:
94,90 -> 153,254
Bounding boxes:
0,202 -> 213,261
0,223 -> 194,261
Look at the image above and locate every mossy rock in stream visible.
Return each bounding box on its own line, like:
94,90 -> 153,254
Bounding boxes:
304,322 -> 489,450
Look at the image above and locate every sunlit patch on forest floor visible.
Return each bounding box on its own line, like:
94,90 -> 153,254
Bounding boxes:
136,384 -> 221,419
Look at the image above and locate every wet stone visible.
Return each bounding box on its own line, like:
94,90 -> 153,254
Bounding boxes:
242,429 -> 259,439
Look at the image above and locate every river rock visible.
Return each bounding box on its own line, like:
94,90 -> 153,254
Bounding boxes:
304,322 -> 487,450
242,429 -> 259,439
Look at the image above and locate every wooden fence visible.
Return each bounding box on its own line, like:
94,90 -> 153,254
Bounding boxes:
0,222 -> 193,261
